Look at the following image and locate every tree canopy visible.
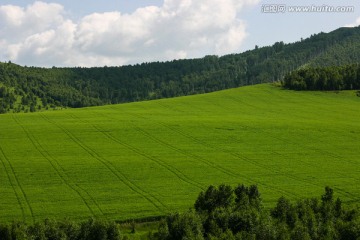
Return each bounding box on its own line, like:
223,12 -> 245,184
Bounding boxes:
1,26 -> 360,113
155,184 -> 360,240
282,64 -> 360,91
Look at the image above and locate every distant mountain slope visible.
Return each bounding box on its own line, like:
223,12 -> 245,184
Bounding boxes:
1,26 -> 360,113
308,27 -> 360,66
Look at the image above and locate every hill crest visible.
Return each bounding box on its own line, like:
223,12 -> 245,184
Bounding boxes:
1,26 -> 360,113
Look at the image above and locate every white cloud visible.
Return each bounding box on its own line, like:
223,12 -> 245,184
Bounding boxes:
0,0 -> 259,67
215,21 -> 248,54
345,17 -> 360,28
0,1 -> 64,41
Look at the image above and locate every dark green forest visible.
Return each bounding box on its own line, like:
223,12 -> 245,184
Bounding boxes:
1,26 -> 360,113
1,185 -> 359,240
154,185 -> 360,240
282,64 -> 360,91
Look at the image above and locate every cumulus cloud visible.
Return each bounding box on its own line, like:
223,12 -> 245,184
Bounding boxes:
345,17 -> 360,28
0,0 -> 259,67
0,2 -> 64,41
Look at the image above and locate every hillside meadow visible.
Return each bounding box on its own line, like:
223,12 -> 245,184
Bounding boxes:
0,84 -> 360,223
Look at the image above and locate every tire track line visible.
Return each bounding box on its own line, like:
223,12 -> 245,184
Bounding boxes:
66,112 -> 195,205
0,136 -> 35,223
0,145 -> 26,221
106,108 -> 298,198
115,106 -> 306,200
12,115 -> 102,217
39,113 -> 167,213
95,125 -> 204,191
92,111 -> 248,188
204,95 -> 359,200
257,89 -> 360,199
94,127 -> 203,206
82,111 -> 204,190
216,95 -> 359,200
130,125 -> 205,189
161,123 -> 300,197
267,133 -> 360,200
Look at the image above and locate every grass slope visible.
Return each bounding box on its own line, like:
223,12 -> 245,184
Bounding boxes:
0,84 -> 360,223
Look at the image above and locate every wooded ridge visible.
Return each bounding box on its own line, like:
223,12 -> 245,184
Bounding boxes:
1,26 -> 360,113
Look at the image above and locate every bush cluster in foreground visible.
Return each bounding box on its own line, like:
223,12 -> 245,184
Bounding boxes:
282,64 -> 360,91
153,185 -> 360,240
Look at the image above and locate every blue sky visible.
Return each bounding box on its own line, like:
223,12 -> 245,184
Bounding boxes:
0,0 -> 359,67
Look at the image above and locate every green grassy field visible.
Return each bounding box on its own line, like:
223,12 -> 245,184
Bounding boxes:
1,84 -> 360,223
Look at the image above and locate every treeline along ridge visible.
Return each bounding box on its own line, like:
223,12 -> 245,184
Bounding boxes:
1,26 -> 360,113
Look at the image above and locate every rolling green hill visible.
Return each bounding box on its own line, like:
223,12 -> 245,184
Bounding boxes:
1,26 -> 360,113
1,84 -> 360,223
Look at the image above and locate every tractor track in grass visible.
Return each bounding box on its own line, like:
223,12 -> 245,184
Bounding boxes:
0,145 -> 26,221
67,112 -> 204,194
106,106 -> 298,199
230,132 -> 359,201
0,126 -> 35,223
39,113 -> 167,213
96,125 -> 204,191
93,110 -> 255,187
160,122 -> 302,199
210,87 -> 360,201
215,94 -> 360,201
150,96 -> 359,200
129,125 -> 206,189
267,133 -> 360,201
224,89 -> 344,124
80,111 -> 205,190
126,104 -> 300,198
224,100 -> 360,200
12,115 -> 103,217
